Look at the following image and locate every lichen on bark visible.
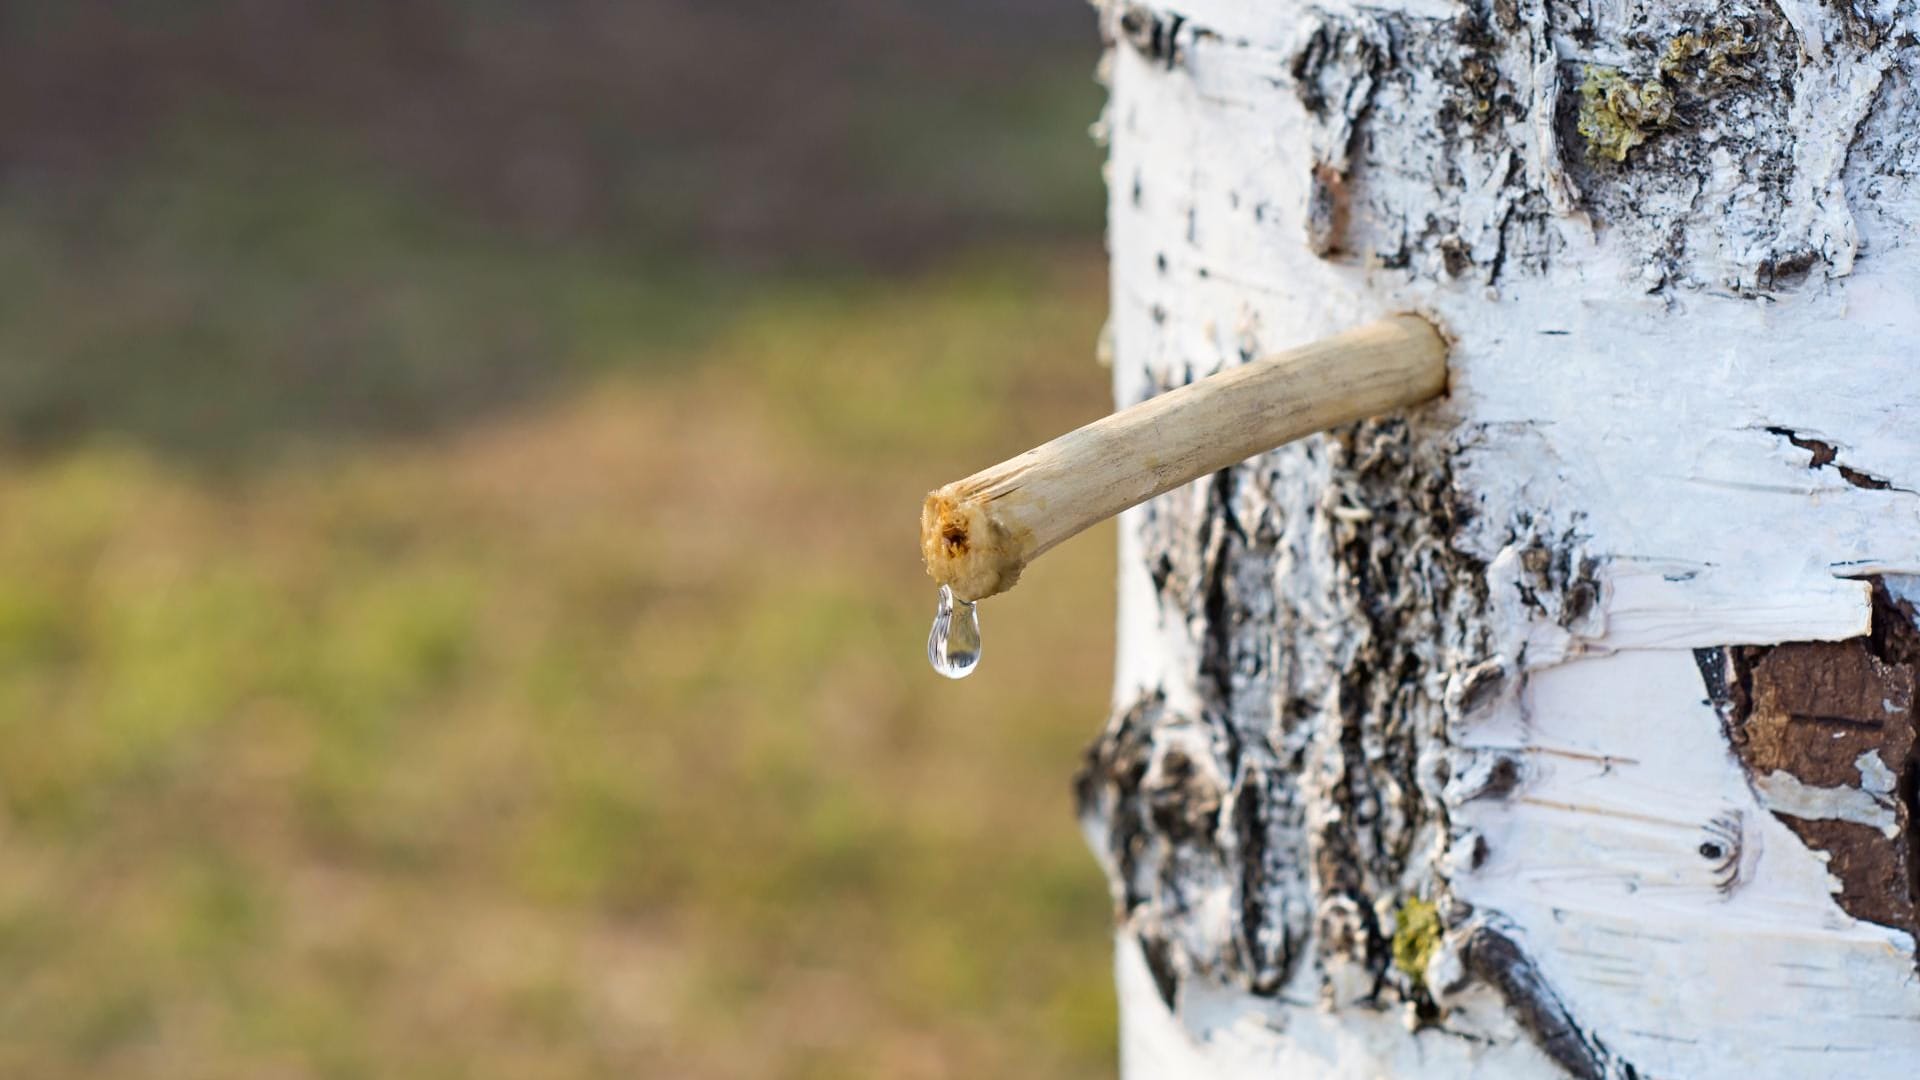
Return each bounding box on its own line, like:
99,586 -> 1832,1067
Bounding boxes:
1575,66 -> 1673,162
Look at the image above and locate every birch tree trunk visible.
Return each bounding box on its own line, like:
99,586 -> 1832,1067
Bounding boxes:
1076,1 -> 1920,1075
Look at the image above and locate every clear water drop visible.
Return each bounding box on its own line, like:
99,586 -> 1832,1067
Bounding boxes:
927,584 -> 982,679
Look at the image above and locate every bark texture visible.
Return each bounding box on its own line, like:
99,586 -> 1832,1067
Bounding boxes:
1082,0 -> 1920,1075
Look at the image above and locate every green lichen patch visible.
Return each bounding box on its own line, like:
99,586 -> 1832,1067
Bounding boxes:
1577,66 -> 1674,163
1577,24 -> 1766,164
1660,24 -> 1761,85
1391,895 -> 1443,985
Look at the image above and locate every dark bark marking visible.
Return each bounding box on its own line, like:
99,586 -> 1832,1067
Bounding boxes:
1117,5 -> 1193,69
1701,811 -> 1746,895
1078,673 -> 1297,1002
1756,248 -> 1819,289
1439,7 -> 1520,137
1306,162 -> 1352,256
1458,754 -> 1523,803
1076,691 -> 1161,914
1456,657 -> 1509,717
1229,765 -> 1293,994
1509,527 -> 1601,630
1693,645 -> 1729,704
1138,931 -> 1182,1009
1463,926 -> 1639,1080
1289,20 -> 1384,119
1290,15 -> 1386,262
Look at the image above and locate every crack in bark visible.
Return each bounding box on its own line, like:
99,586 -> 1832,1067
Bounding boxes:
1766,426 -> 1911,492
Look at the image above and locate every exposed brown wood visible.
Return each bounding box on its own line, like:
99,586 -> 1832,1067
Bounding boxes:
1719,584 -> 1920,940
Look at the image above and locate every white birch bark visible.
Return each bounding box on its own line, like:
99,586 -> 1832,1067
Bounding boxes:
1076,1 -> 1920,1076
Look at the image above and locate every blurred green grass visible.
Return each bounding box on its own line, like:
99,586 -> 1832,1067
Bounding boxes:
0,238 -> 1120,1077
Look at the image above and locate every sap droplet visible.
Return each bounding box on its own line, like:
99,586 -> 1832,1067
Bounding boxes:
927,584 -> 982,679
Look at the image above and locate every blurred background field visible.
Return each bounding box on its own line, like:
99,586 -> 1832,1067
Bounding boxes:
0,3 -> 1117,1078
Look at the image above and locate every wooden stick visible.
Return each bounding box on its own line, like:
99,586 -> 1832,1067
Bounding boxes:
921,314 -> 1449,601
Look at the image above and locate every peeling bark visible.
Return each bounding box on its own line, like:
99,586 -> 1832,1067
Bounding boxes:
1706,583 -> 1920,938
